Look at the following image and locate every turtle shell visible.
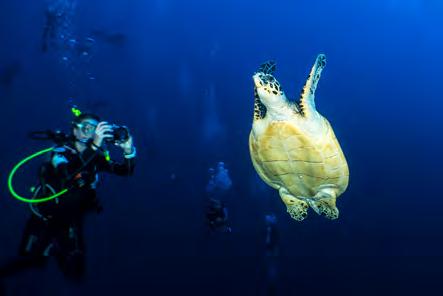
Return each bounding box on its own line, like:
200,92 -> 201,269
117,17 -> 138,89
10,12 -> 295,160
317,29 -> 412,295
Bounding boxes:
249,118 -> 349,219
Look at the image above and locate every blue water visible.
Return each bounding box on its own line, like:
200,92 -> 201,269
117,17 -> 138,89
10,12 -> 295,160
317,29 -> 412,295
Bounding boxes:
1,0 -> 443,295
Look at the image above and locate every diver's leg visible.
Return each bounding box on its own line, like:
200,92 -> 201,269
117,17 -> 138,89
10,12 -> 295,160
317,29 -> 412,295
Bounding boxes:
278,188 -> 308,221
56,220 -> 86,281
18,216 -> 54,256
0,216 -> 50,278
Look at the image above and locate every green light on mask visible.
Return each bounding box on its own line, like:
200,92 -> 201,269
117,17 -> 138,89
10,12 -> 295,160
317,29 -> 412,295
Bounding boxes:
71,107 -> 82,117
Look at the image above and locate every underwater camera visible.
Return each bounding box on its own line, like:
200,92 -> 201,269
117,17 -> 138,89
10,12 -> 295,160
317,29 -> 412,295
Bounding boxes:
105,124 -> 130,144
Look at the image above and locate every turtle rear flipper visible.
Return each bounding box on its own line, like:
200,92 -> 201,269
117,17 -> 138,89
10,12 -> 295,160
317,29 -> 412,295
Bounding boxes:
279,188 -> 308,221
308,189 -> 339,220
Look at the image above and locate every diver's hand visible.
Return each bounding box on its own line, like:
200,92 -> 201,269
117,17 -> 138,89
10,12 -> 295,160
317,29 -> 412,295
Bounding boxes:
93,121 -> 113,147
118,135 -> 134,154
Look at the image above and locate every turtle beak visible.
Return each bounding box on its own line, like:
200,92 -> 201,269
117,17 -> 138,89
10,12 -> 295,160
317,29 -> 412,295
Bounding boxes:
253,74 -> 263,88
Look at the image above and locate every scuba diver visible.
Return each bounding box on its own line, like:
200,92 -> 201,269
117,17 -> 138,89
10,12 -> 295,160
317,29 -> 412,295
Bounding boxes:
42,7 -> 96,59
206,198 -> 231,233
41,0 -> 80,53
264,214 -> 279,257
205,162 -> 232,233
42,0 -> 95,56
264,214 -> 280,296
0,113 -> 136,281
41,4 -> 59,52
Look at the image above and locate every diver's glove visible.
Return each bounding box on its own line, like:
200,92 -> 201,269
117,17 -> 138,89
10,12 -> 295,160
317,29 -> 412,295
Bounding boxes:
92,121 -> 114,148
118,135 -> 133,151
119,135 -> 136,158
123,146 -> 136,159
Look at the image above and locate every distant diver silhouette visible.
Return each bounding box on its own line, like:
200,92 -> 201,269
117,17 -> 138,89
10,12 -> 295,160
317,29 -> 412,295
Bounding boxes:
205,162 -> 232,233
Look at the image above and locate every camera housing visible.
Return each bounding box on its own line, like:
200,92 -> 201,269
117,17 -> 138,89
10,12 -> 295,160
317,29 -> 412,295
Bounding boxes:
105,124 -> 130,144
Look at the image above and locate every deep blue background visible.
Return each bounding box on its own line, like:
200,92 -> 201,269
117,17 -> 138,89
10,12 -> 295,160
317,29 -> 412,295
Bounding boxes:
1,0 -> 443,295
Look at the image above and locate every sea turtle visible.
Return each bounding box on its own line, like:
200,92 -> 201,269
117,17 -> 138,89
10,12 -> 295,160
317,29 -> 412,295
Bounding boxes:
249,54 -> 349,221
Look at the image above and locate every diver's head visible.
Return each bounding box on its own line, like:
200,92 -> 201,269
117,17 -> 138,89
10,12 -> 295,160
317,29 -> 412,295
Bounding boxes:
265,214 -> 277,226
72,113 -> 100,143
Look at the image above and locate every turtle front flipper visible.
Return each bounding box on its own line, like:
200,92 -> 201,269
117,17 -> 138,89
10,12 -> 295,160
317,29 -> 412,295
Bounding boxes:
279,187 -> 308,221
299,54 -> 326,118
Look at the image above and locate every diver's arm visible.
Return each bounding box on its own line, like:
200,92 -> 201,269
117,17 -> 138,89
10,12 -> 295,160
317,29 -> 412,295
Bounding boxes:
92,131 -> 136,175
103,134 -> 136,176
96,150 -> 136,176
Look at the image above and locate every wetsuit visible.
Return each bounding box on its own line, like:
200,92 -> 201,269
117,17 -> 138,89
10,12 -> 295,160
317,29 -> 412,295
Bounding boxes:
1,139 -> 135,280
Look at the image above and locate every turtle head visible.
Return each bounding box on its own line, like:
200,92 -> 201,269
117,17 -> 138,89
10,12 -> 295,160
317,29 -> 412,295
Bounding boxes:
253,72 -> 285,109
